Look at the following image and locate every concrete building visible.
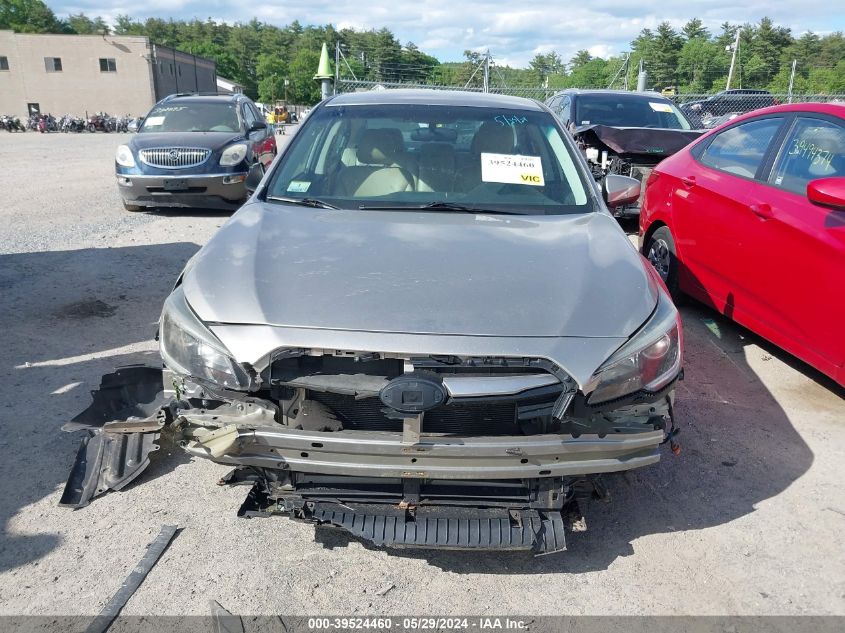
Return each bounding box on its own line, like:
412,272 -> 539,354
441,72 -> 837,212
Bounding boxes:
0,31 -> 217,119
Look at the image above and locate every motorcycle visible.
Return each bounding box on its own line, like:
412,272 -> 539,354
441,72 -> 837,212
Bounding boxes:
36,114 -> 57,133
1,115 -> 26,132
87,112 -> 113,133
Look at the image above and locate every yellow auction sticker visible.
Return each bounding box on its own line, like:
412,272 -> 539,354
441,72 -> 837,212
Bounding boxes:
480,152 -> 545,187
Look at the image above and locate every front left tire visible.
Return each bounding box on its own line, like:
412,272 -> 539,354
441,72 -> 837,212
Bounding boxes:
645,225 -> 682,301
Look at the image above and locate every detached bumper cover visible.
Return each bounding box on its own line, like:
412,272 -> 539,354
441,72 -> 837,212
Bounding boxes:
60,366 -> 166,508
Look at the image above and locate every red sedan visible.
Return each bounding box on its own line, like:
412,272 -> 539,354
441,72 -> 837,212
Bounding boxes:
640,103 -> 845,387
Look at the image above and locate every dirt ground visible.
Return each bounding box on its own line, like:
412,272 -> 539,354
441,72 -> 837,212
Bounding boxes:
0,132 -> 843,617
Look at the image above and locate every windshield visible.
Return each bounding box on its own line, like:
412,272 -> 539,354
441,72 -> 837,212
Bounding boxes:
139,102 -> 241,133
575,94 -> 691,130
265,103 -> 592,215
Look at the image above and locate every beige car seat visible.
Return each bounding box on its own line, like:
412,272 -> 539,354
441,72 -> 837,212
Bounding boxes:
335,128 -> 415,197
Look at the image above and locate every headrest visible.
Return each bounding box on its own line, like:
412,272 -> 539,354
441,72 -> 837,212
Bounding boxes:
471,121 -> 516,154
356,128 -> 404,165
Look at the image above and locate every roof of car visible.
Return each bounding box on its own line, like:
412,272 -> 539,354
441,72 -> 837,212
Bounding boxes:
327,89 -> 545,111
551,89 -> 669,99
160,93 -> 248,104
705,101 -> 845,132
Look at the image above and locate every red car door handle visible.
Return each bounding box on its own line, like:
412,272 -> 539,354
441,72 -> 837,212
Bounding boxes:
681,176 -> 696,186
750,203 -> 774,219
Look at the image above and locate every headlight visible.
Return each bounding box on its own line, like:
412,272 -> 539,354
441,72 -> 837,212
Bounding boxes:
219,143 -> 248,166
159,286 -> 250,390
115,144 -> 135,167
586,291 -> 682,404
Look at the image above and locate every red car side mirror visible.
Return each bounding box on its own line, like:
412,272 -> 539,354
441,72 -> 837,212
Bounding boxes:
808,177 -> 845,210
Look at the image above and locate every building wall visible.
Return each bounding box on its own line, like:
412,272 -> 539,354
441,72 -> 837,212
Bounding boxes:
150,44 -> 217,100
0,32 -> 215,120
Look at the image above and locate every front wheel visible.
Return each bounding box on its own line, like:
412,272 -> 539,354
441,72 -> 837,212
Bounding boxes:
122,201 -> 142,212
645,226 -> 682,302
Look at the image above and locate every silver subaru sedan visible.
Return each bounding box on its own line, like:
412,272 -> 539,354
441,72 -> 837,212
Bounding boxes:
62,90 -> 683,555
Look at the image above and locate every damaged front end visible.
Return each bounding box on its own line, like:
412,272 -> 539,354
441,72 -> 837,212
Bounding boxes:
574,125 -> 703,216
61,349 -> 679,554
62,276 -> 682,555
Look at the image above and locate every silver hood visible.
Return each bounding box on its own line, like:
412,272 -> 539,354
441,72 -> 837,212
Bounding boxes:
182,202 -> 656,340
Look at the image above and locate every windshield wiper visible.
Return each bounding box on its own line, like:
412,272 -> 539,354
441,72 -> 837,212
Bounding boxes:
358,202 -> 522,215
266,196 -> 340,209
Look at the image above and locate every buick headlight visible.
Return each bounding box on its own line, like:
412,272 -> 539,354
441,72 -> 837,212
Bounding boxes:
587,291 -> 682,404
115,144 -> 135,167
219,143 -> 248,166
159,286 -> 249,390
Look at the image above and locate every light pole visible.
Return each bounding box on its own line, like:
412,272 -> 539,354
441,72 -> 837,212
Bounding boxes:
284,77 -> 290,105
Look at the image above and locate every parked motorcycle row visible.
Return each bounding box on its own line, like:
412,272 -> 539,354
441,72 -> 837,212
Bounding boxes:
0,112 -> 139,133
0,115 -> 26,132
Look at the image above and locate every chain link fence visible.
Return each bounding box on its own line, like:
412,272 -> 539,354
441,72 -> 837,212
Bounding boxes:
336,79 -> 844,129
336,79 -> 554,100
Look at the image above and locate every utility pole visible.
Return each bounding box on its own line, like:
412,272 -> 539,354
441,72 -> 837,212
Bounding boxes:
483,51 -> 490,93
335,41 -> 340,92
636,58 -> 647,92
787,59 -> 797,103
726,29 -> 740,91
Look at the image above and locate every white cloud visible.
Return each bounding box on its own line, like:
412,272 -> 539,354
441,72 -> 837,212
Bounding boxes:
52,0 -> 845,67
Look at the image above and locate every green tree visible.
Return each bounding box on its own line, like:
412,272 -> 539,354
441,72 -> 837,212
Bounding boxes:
649,22 -> 682,88
287,47 -> 322,104
682,18 -> 708,41
0,0 -> 66,33
67,13 -> 109,35
256,53 -> 288,103
745,17 -> 792,86
529,51 -> 564,82
569,50 -> 593,70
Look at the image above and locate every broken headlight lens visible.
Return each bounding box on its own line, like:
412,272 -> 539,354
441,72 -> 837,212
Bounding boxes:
587,290 -> 682,404
159,287 -> 249,390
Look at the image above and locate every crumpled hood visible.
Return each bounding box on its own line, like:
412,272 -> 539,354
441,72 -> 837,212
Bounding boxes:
130,131 -> 244,152
573,124 -> 703,158
183,203 -> 657,339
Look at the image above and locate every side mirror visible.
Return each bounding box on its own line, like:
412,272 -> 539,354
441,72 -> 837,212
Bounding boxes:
249,120 -> 267,132
245,162 -> 264,195
808,177 -> 845,210
603,174 -> 641,208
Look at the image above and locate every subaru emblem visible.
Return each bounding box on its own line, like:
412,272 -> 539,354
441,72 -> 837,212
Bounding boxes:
379,372 -> 447,413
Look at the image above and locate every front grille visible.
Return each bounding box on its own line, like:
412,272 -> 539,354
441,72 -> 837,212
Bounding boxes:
311,392 -> 520,435
138,147 -> 211,169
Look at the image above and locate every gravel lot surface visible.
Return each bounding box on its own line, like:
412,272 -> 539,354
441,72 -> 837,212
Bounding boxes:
0,132 -> 843,618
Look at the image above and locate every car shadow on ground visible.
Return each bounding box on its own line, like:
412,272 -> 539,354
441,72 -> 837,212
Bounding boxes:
136,207 -> 237,220
314,302 -> 818,572
0,243 -> 199,573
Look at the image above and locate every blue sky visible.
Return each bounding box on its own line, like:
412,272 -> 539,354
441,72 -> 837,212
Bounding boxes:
49,1 -> 845,67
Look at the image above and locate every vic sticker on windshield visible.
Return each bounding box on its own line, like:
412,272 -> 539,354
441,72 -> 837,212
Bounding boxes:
481,153 -> 544,187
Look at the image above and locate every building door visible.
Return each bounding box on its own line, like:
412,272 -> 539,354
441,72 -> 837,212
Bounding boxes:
27,103 -> 40,116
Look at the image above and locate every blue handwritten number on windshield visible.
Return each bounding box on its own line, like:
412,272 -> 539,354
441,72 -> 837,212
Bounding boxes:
495,115 -> 527,127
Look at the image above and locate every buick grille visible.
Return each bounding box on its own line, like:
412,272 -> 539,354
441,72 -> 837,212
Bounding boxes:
139,147 -> 211,169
